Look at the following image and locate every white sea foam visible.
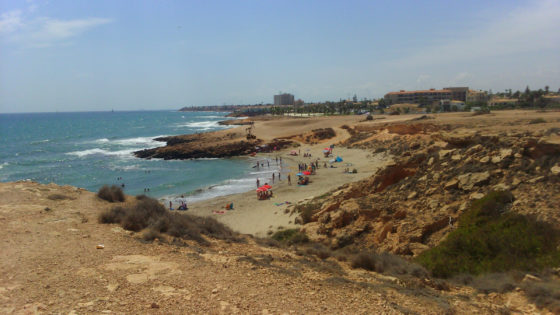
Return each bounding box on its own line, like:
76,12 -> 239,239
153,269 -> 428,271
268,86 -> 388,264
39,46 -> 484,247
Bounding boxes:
161,176 -> 257,204
112,135 -> 167,147
177,121 -> 221,130
66,148 -> 137,158
0,162 -> 8,170
90,135 -> 166,148
109,164 -> 141,171
30,139 -> 49,145
199,115 -> 225,119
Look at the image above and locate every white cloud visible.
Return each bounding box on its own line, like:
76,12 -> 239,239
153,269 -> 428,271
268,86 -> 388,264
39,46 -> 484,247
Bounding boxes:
30,17 -> 112,45
0,10 -> 23,34
395,0 -> 560,67
0,8 -> 112,47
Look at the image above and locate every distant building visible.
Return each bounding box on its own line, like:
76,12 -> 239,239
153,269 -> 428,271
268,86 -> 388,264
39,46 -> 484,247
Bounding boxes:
384,88 -> 453,105
443,87 -> 469,102
274,93 -> 295,106
466,90 -> 488,103
384,87 -> 472,105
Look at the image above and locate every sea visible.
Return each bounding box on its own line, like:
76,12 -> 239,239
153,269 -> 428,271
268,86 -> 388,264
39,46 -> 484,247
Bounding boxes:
0,111 -> 284,204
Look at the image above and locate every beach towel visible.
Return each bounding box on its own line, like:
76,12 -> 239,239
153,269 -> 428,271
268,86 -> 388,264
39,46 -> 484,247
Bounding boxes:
212,210 -> 226,214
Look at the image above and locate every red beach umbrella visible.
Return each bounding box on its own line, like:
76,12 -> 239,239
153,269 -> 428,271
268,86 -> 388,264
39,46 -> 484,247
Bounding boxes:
262,184 -> 272,189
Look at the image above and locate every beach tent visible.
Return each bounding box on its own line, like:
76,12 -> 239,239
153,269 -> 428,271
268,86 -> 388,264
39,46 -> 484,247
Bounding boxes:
262,184 -> 272,189
256,187 -> 268,192
302,171 -> 311,175
290,150 -> 298,156
335,156 -> 343,162
296,172 -> 303,176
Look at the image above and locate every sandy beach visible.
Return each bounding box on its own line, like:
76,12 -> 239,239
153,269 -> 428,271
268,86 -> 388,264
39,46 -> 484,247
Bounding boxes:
188,144 -> 392,236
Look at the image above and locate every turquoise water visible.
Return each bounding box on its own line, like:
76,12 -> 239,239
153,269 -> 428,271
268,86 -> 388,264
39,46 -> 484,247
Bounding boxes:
0,111 -> 282,202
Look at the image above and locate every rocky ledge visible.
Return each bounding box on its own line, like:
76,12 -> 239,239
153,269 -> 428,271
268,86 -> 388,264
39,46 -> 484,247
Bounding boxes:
134,130 -> 293,160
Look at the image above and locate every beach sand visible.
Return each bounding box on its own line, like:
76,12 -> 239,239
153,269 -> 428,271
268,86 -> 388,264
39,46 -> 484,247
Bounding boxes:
188,142 -> 393,237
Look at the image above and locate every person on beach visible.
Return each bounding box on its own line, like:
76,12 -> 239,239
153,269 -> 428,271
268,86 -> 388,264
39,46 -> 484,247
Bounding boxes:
169,201 -> 173,210
267,160 -> 270,167
256,178 -> 260,188
288,174 -> 291,185
272,173 -> 275,183
278,173 -> 281,181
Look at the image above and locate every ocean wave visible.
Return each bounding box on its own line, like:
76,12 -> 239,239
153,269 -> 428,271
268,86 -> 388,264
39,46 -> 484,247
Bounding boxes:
113,136 -> 167,147
162,176 -> 257,204
199,115 -> 226,119
0,162 -> 8,170
177,121 -> 221,130
30,139 -> 49,145
109,164 -> 142,171
66,148 -> 137,158
89,135 -> 166,148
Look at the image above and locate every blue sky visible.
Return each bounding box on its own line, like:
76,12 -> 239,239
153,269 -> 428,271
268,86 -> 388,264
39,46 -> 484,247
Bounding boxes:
1,0 -> 559,112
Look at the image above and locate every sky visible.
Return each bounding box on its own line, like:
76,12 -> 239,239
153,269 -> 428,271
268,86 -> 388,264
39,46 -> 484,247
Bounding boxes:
1,0 -> 559,113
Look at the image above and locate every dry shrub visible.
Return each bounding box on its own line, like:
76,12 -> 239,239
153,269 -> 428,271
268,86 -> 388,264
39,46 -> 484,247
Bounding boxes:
99,195 -> 239,245
97,185 -> 125,202
47,194 -> 72,201
142,229 -> 162,242
304,243 -> 332,260
522,280 -> 560,313
351,251 -> 428,277
470,273 -> 517,294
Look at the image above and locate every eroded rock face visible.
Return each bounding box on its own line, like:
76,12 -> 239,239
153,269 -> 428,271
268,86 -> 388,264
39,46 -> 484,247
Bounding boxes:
297,122 -> 560,256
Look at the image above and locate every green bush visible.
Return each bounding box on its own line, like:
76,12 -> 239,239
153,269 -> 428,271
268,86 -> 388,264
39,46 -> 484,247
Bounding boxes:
271,229 -> 309,245
416,191 -> 560,278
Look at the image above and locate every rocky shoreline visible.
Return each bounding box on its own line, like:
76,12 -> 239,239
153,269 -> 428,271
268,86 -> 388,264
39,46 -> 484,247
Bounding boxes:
133,127 -> 293,160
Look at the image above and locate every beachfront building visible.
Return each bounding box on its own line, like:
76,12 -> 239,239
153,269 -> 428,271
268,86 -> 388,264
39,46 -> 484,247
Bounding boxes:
274,93 -> 295,106
384,88 -> 453,105
443,87 -> 469,102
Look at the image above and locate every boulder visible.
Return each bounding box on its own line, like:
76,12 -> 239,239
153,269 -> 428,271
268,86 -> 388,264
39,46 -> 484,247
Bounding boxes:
479,156 -> 490,164
551,165 -> 560,176
439,149 -> 455,159
408,242 -> 430,257
451,154 -> 462,161
427,157 -> 435,166
457,171 -> 490,191
470,192 -> 485,200
407,191 -> 417,200
444,179 -> 458,190
528,176 -> 544,184
500,148 -> 513,159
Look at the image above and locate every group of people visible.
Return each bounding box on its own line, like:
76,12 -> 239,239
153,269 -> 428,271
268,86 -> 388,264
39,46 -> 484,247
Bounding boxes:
169,200 -> 188,211
297,160 -> 320,173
